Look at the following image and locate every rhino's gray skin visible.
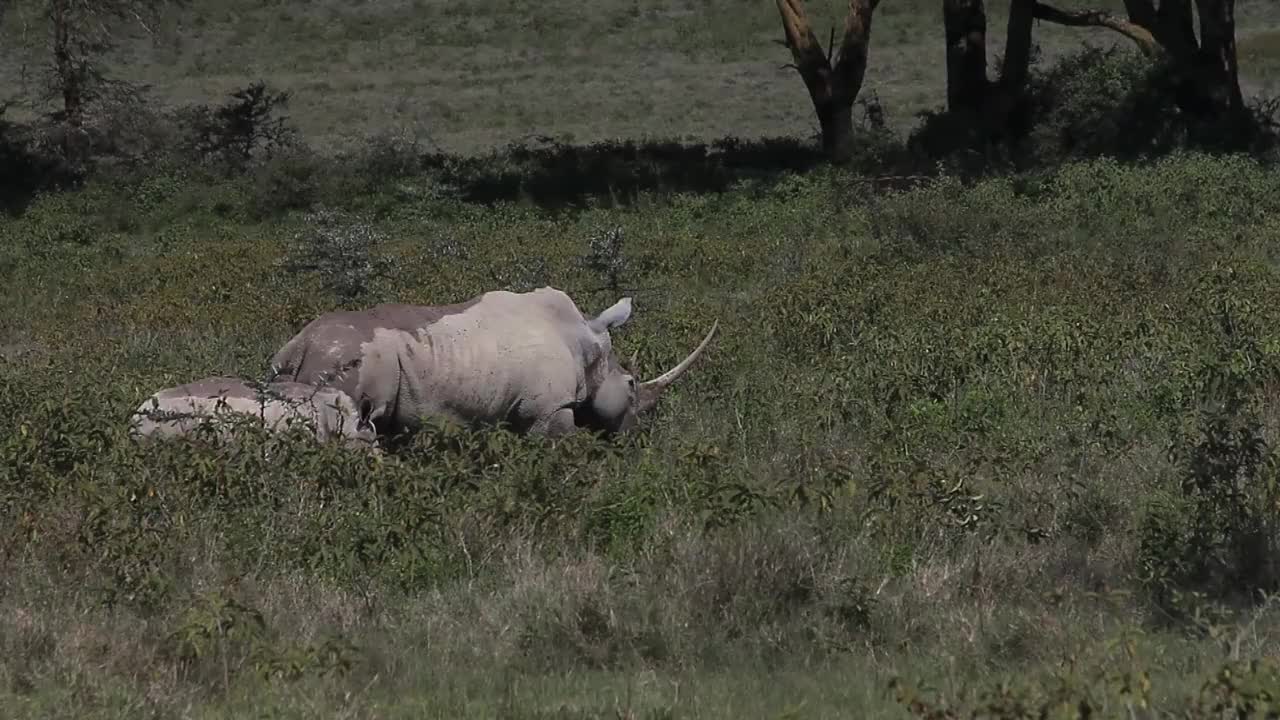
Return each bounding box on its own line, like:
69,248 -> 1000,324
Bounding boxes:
129,376 -> 378,450
268,286 -> 717,438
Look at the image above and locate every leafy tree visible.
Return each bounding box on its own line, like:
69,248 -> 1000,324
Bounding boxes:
16,0 -> 179,161
1045,0 -> 1245,120
941,0 -> 1246,139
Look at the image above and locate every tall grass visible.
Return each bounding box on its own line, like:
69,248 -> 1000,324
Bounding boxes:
3,148 -> 1280,716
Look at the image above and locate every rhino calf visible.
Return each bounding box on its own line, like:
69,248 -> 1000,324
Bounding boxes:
129,376 -> 378,451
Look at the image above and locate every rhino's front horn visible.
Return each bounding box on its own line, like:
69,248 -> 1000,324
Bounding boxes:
637,321 -> 719,413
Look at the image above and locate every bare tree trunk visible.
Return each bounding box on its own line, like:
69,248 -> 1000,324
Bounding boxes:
1000,0 -> 1035,95
818,102 -> 855,159
939,0 -> 1034,135
50,0 -> 82,128
1193,0 -> 1243,117
943,0 -> 989,112
776,0 -> 881,164
1152,0 -> 1197,57
49,0 -> 92,165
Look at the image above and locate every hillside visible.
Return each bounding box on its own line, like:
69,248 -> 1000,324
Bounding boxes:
1,0 -> 1278,153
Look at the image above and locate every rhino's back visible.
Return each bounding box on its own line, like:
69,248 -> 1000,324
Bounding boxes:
151,376 -> 261,402
132,377 -> 356,439
272,300 -> 484,389
272,287 -> 608,430
372,291 -> 603,428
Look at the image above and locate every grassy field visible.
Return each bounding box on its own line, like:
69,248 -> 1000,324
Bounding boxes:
3,0 -> 1280,152
5,150 -> 1280,716
5,0 -> 1280,718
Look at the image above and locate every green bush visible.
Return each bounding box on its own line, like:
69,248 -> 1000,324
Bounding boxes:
1021,46 -> 1173,163
908,46 -> 1280,170
1137,264 -> 1280,616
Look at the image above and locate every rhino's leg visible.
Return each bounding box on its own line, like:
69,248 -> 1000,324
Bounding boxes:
531,408 -> 578,437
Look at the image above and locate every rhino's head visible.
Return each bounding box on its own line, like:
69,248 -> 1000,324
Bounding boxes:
577,297 -> 718,435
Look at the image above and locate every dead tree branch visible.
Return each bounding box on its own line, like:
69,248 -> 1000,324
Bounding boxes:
1031,1 -> 1163,57
776,0 -> 834,102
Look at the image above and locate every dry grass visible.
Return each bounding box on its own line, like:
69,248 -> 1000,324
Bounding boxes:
5,516 -> 1279,717
3,0 -> 1276,154
0,523 -> 1196,716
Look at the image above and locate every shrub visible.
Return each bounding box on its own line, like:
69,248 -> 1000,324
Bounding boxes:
1137,264 -> 1280,615
355,125 -> 434,184
181,81 -> 297,170
1016,46 -> 1278,163
0,111 -> 77,212
581,225 -> 630,292
248,146 -> 324,218
909,46 -> 1280,171
275,207 -> 396,300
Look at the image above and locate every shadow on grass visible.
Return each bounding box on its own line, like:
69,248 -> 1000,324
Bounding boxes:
416,135 -> 838,209
0,121 -> 80,217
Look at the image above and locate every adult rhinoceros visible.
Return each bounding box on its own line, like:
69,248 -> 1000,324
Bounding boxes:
267,286 -> 717,438
130,376 -> 378,450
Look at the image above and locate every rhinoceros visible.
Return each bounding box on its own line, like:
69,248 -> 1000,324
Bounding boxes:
129,376 -> 378,450
266,286 -> 717,438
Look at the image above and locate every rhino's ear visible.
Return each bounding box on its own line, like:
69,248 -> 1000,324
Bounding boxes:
589,297 -> 633,334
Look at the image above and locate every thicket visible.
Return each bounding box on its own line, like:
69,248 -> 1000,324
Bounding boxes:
910,46 -> 1280,173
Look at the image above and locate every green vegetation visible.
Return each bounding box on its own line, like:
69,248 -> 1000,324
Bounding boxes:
5,0 -> 1280,717
5,148 -> 1280,716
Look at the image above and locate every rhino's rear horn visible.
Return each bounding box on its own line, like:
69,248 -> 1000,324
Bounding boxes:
636,321 -> 718,413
